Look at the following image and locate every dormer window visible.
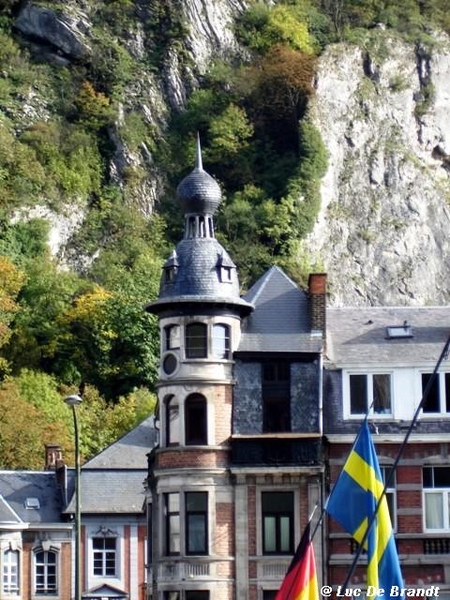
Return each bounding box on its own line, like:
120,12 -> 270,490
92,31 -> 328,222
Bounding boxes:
386,324 -> 413,339
216,252 -> 234,283
163,251 -> 179,284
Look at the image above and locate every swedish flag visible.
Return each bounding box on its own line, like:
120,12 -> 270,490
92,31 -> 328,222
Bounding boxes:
326,421 -> 403,597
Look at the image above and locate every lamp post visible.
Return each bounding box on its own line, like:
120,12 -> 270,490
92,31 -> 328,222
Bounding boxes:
65,394 -> 82,600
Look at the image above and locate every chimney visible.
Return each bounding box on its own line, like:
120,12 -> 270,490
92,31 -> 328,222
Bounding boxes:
45,444 -> 63,471
308,273 -> 327,337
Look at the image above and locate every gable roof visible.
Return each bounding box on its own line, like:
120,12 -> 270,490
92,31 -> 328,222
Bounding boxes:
83,415 -> 157,469
83,583 -> 128,599
326,305 -> 450,367
64,416 -> 156,515
238,266 -> 323,353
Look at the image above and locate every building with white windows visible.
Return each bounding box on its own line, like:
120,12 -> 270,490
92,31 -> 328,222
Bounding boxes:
324,306 -> 450,590
0,446 -> 73,599
65,415 -> 157,600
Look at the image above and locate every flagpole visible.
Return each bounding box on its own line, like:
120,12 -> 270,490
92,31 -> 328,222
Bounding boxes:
339,334 -> 450,590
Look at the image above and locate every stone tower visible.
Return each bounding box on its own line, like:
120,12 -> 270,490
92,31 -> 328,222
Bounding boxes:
146,137 -> 253,600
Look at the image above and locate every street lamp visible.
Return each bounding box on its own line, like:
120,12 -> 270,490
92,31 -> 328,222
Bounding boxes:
65,394 -> 82,600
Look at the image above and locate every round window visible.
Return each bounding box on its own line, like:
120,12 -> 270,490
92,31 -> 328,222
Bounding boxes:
163,353 -> 178,375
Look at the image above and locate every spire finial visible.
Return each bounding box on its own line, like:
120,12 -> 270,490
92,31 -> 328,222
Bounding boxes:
195,132 -> 203,171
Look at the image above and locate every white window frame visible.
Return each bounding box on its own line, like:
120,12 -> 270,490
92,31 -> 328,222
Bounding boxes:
33,549 -> 58,596
423,466 -> 450,532
92,536 -> 118,577
420,371 -> 450,416
87,527 -> 122,590
343,371 -> 393,419
2,548 -> 20,595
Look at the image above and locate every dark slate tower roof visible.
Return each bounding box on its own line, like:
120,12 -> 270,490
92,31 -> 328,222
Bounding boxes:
177,136 -> 222,215
147,137 -> 253,315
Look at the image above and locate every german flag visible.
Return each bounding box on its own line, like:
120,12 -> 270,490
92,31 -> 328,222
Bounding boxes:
275,522 -> 319,600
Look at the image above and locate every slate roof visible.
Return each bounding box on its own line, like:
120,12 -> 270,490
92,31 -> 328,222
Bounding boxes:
326,305 -> 450,367
64,416 -> 155,515
237,266 -> 323,354
65,470 -> 146,515
83,415 -> 157,469
0,495 -> 21,523
148,238 -> 252,313
0,471 -> 65,524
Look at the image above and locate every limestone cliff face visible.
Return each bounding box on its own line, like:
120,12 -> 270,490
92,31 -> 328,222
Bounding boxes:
307,32 -> 450,306
11,2 -> 450,306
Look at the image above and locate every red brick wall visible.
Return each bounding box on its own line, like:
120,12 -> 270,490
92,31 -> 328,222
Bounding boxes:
22,539 -> 72,598
156,447 -> 230,469
214,385 -> 233,445
327,441 -> 450,586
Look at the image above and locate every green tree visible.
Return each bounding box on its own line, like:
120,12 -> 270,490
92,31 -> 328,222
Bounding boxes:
0,378 -> 72,469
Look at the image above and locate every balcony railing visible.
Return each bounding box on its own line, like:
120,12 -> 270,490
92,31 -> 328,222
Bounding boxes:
231,437 -> 323,467
424,538 -> 450,554
157,560 -> 211,581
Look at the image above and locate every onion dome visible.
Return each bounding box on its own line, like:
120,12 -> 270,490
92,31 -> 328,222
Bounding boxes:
176,135 -> 222,215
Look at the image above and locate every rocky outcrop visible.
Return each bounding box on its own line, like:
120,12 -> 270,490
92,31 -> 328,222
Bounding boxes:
307,32 -> 450,306
14,3 -> 91,60
161,0 -> 248,110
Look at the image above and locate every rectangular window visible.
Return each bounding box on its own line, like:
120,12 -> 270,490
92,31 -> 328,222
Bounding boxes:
263,362 -> 291,433
165,325 -> 180,350
422,373 -> 450,414
186,492 -> 208,555
423,466 -> 450,530
349,373 -> 392,415
262,491 -> 294,555
35,551 -> 57,595
93,537 -> 117,576
147,503 -> 152,567
165,493 -> 180,555
381,466 -> 397,531
186,593 -> 209,600
212,324 -> 231,359
185,323 -> 207,358
3,549 -> 19,593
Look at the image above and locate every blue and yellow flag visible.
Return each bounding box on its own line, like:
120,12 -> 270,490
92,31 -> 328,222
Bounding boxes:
326,421 -> 403,597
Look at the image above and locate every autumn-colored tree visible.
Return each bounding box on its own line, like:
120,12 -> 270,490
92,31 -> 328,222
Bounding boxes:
243,45 -> 317,156
250,45 -> 316,125
75,81 -> 114,130
0,256 -> 25,375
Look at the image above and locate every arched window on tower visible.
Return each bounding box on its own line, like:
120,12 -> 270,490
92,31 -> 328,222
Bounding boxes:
165,396 -> 180,446
212,324 -> 231,359
164,324 -> 180,350
185,394 -> 207,445
185,323 -> 207,358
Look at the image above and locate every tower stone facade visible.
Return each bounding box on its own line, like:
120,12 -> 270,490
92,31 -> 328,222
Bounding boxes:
146,138 -> 253,600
